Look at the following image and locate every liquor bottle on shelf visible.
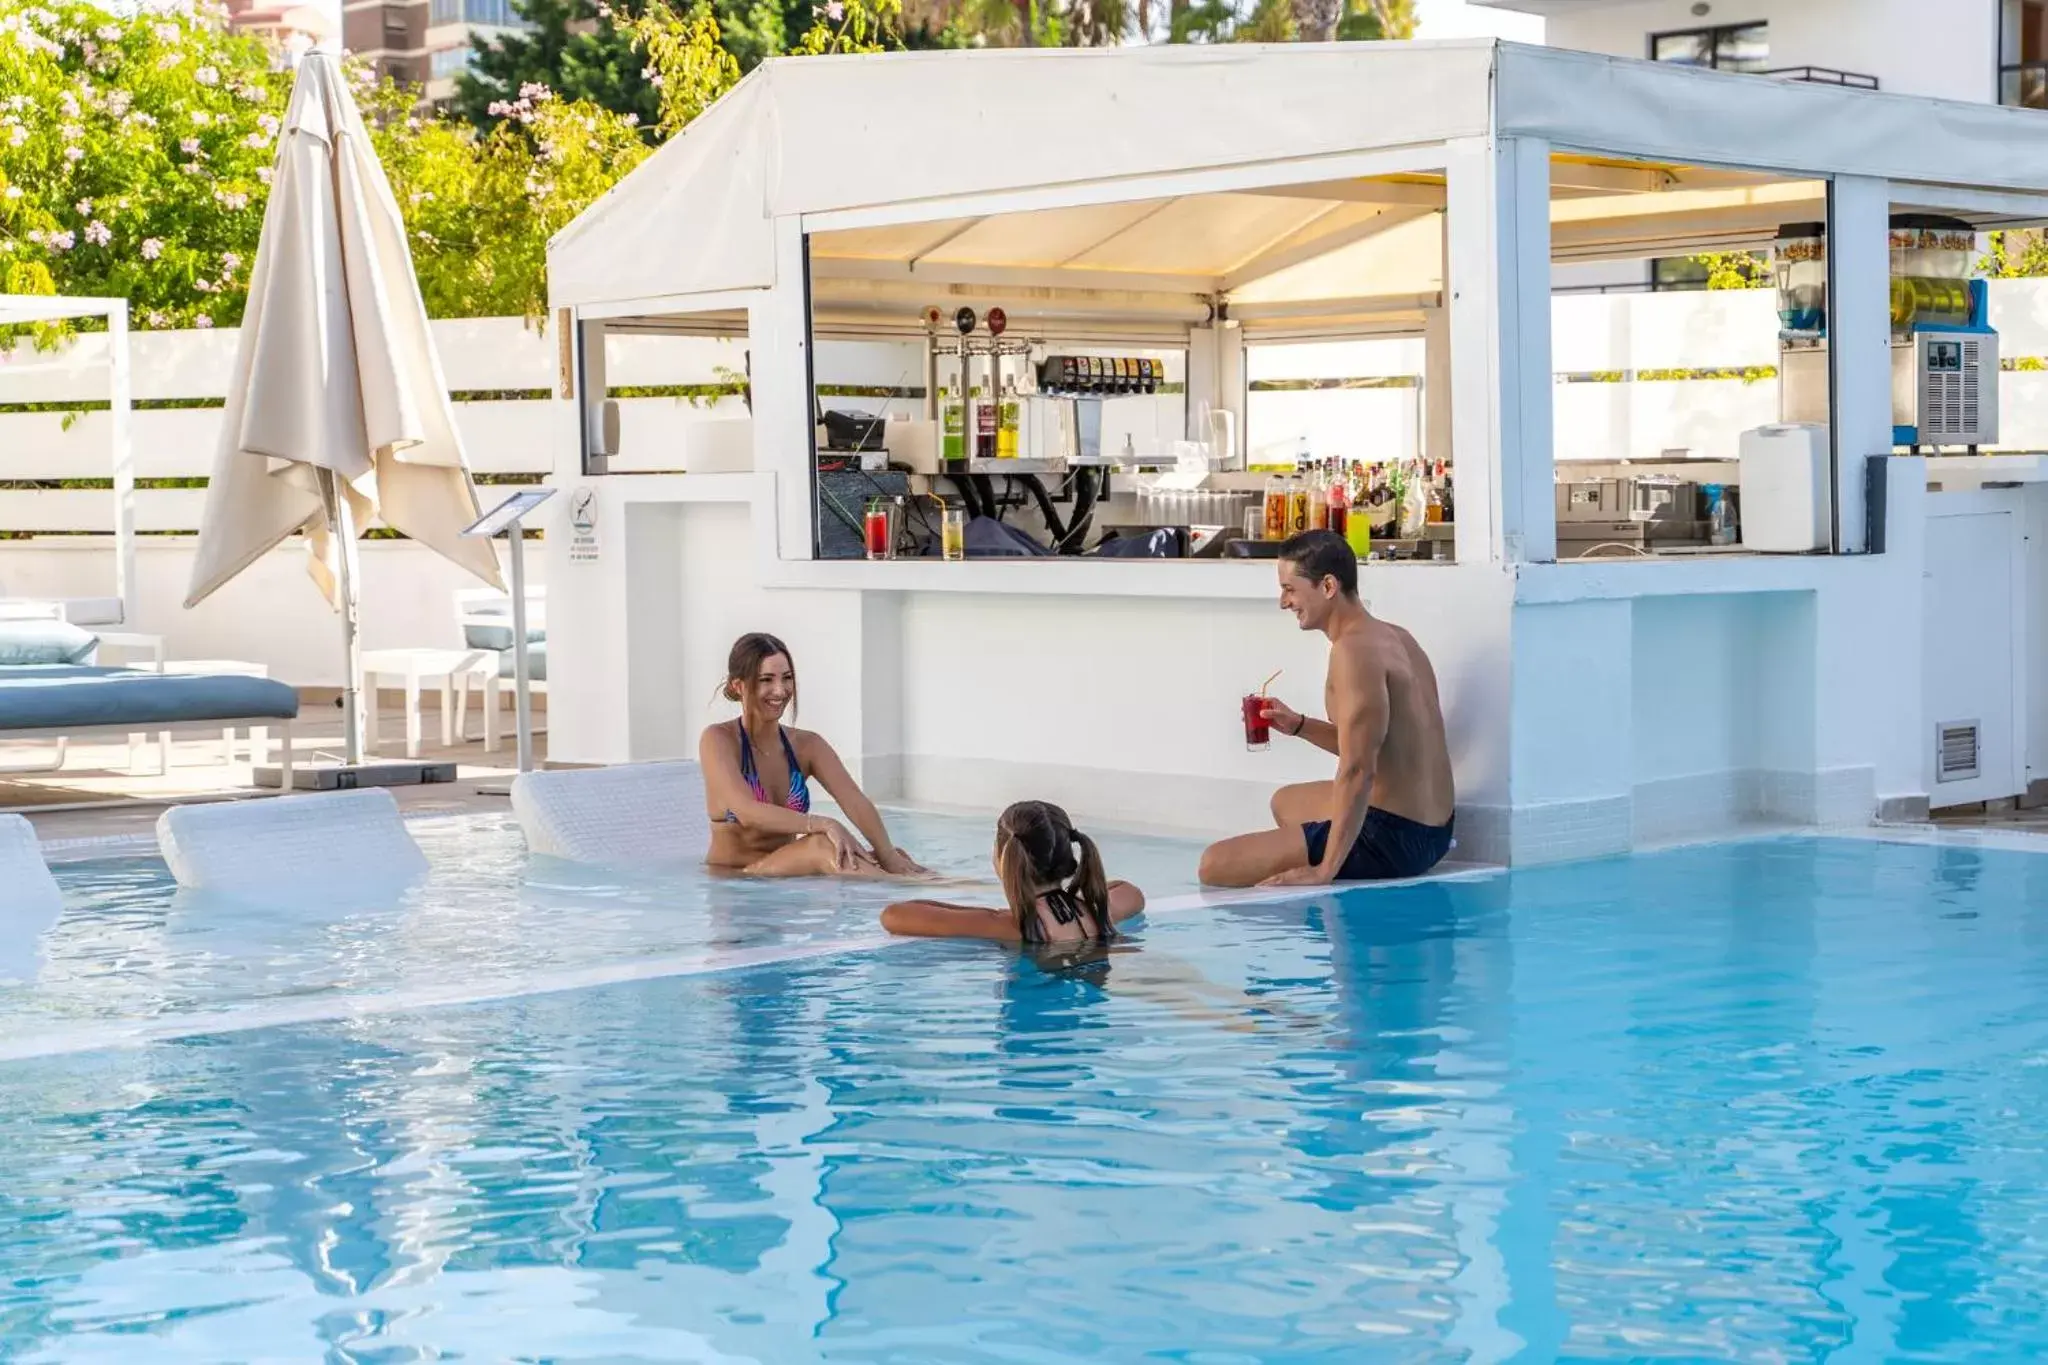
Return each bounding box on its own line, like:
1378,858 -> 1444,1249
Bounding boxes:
1263,475 -> 1288,541
997,380 -> 1020,459
973,384 -> 995,461
1307,462 -> 1330,532
940,382 -> 966,468
1326,463 -> 1350,539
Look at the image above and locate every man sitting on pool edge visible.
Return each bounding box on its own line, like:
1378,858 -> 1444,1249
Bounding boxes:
1198,529 -> 1456,888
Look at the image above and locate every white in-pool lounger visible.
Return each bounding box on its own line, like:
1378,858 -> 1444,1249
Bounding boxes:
158,788 -> 427,893
511,761 -> 712,865
0,813 -> 62,980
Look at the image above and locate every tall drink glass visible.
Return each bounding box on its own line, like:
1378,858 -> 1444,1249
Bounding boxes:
1242,694 -> 1271,750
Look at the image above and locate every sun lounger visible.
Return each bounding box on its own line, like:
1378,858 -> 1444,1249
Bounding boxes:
0,665 -> 300,785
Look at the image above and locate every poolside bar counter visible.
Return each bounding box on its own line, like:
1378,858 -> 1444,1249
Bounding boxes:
541,41 -> 2048,862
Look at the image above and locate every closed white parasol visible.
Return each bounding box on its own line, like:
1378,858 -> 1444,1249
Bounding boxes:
185,51 -> 503,766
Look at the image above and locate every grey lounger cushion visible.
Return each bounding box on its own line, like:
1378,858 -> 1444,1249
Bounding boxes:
0,666 -> 300,731
497,640 -> 546,681
0,621 -> 98,666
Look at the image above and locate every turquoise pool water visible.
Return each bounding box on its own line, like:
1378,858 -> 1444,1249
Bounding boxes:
2,807 -> 1206,1049
4,834 -> 2048,1360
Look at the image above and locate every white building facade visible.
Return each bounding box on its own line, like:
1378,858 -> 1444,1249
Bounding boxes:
1476,0 -> 2037,108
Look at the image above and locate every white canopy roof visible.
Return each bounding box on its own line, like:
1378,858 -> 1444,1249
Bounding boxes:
548,41 -> 1496,312
549,39 -> 2048,319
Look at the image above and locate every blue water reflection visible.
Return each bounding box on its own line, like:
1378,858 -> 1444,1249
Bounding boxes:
3,838 -> 2048,1360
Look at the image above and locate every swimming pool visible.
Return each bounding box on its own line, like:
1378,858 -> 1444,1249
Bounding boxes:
4,806 -> 1208,1053
4,831 -> 2048,1360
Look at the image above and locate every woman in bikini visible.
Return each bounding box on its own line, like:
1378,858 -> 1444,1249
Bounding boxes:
701,632 -> 926,877
881,800 -> 1145,943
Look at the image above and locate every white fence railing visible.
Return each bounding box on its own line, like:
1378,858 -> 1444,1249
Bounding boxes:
7,282 -> 2048,534
0,317 -> 758,534
6,289 -> 2045,683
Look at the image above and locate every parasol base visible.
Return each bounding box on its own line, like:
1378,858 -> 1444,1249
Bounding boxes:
254,761 -> 458,791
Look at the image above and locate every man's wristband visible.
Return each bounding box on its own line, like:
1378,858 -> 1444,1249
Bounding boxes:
1287,714 -> 1306,736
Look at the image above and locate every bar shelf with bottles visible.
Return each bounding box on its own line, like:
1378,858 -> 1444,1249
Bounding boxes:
828,301 -> 1452,562
1098,457 -> 1455,560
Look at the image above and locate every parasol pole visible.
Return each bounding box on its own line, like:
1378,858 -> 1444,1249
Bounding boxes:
317,467 -> 366,766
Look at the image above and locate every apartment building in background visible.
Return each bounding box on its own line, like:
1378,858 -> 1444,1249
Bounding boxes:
323,0 -> 530,99
422,0 -> 533,103
224,0 -> 335,53
342,0 -> 430,86
1476,0 -> 2046,289
1476,0 -> 2048,106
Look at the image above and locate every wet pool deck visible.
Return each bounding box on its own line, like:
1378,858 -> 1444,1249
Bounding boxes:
7,695 -> 539,845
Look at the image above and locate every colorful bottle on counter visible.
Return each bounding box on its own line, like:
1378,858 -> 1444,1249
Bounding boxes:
940,384 -> 965,467
1287,477 -> 1310,535
973,385 -> 995,461
997,381 -> 1020,459
1307,465 -> 1330,532
1263,476 -> 1289,541
1326,468 -> 1349,538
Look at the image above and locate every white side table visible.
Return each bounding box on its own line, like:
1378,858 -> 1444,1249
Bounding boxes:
359,648 -> 499,760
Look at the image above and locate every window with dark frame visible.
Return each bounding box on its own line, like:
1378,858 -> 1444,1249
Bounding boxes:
1649,258 -> 1710,292
1644,22 -> 1768,289
1649,21 -> 1769,73
2002,0 -> 2048,109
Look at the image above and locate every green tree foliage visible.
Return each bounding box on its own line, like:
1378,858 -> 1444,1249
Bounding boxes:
1170,0 -> 1405,44
371,80 -> 651,320
0,0 -> 291,329
1692,250 -> 1772,289
1981,229 -> 2048,278
452,0 -> 850,134
5,0 -> 1417,336
447,0 -> 661,137
622,0 -> 901,134
1,0 -> 646,327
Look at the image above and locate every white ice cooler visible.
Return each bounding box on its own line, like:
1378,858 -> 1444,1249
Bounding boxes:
1738,423 -> 1831,552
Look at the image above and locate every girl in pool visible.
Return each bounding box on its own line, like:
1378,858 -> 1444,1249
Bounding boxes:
701,632 -> 927,877
881,800 -> 1146,942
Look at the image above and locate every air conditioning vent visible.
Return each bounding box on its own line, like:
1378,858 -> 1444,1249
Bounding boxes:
1936,721 -> 1980,783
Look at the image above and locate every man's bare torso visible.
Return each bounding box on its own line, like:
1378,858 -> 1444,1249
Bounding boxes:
1327,615 -> 1456,827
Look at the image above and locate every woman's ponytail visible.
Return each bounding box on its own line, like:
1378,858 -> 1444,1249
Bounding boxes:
1068,828 -> 1113,941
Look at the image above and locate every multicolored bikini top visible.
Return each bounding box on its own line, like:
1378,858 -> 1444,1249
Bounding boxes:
739,723 -> 811,814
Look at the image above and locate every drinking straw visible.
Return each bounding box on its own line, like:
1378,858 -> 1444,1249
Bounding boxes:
1259,669 -> 1282,696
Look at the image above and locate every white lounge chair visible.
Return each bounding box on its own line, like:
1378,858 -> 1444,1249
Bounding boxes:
0,813 -> 62,982
511,761 -> 711,865
452,586 -> 546,750
158,788 -> 427,893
